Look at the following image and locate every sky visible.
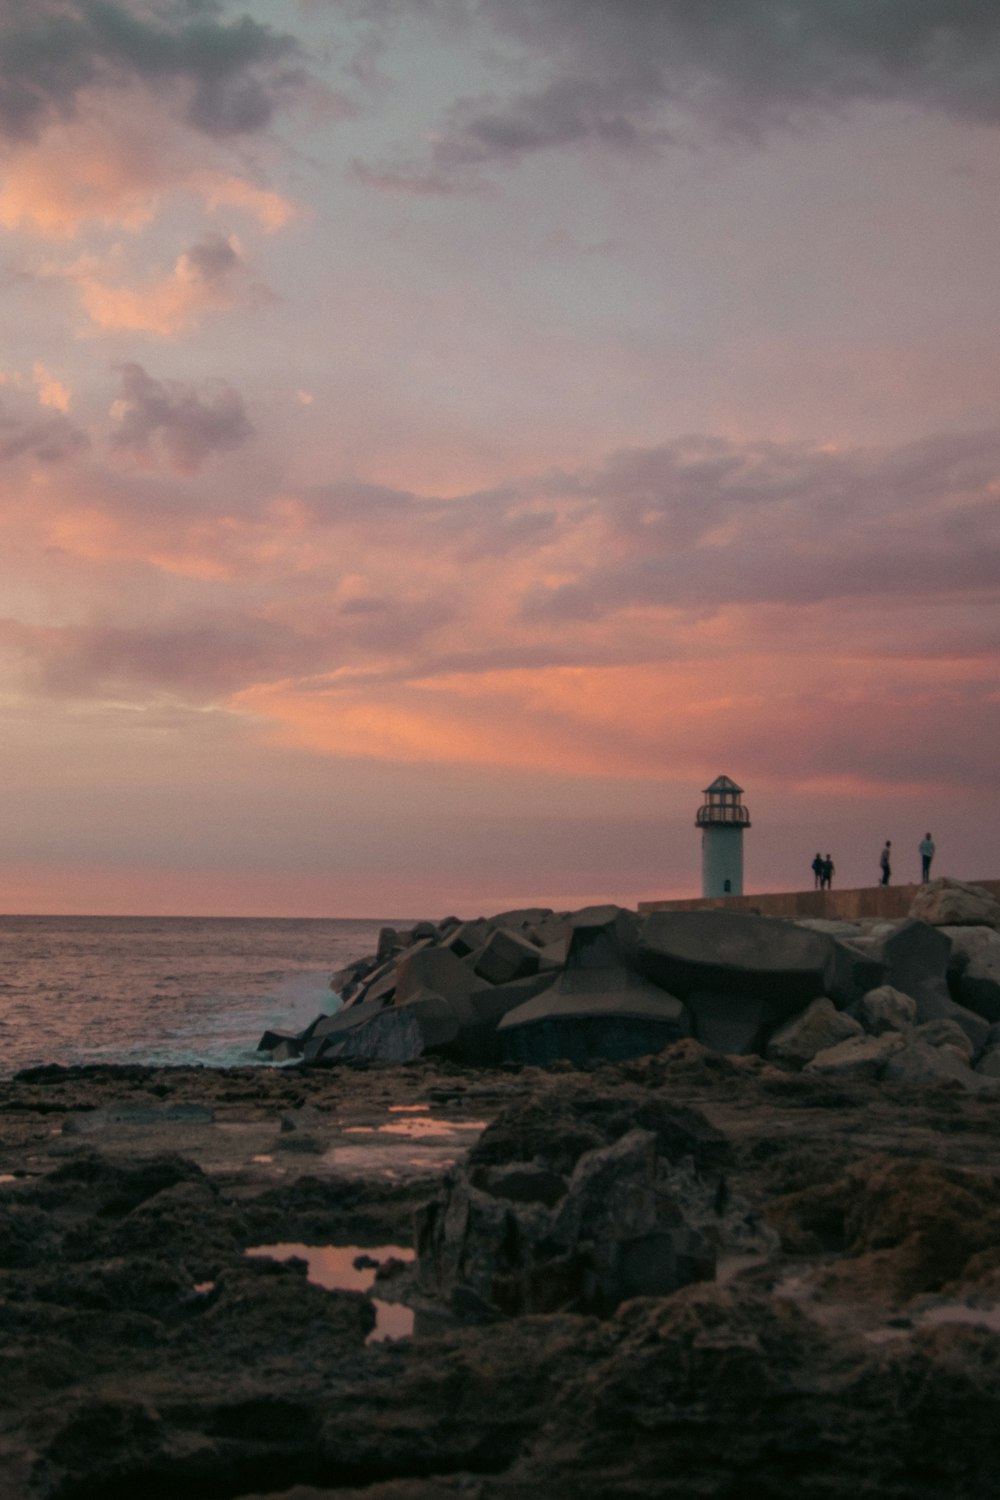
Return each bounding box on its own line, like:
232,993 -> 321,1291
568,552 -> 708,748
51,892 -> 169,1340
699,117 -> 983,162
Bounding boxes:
0,0 -> 998,918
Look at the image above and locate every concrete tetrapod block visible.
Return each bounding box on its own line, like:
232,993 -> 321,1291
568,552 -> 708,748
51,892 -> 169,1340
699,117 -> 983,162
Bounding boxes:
638,910 -> 838,1004
497,966 -> 689,1066
879,920 -> 952,999
565,906 -> 640,972
685,991 -> 806,1057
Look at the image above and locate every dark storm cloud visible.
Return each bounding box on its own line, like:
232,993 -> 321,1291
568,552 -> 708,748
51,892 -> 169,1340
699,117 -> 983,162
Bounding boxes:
0,0 -> 305,142
357,0 -> 1000,184
0,400 -> 89,462
110,361 -> 253,471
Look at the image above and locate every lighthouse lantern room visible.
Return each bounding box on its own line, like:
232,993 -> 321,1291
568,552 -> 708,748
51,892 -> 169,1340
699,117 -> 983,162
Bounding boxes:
696,775 -> 750,898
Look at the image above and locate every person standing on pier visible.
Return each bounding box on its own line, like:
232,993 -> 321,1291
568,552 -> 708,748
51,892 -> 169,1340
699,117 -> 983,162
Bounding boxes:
919,833 -> 935,882
879,840 -> 892,886
822,854 -> 835,890
812,852 -> 824,889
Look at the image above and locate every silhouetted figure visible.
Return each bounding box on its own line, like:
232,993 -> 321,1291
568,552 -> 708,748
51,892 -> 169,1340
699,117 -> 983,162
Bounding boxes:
822,854 -> 834,890
919,833 -> 935,882
811,852 -> 824,889
879,840 -> 892,886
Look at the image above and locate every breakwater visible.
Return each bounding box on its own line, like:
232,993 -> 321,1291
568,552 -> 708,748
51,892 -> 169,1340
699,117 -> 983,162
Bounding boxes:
639,877 -> 1000,922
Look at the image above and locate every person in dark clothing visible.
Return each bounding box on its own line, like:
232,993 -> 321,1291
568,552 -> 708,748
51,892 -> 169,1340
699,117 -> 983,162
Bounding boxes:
822,854 -> 834,890
879,840 -> 892,886
811,852 -> 824,889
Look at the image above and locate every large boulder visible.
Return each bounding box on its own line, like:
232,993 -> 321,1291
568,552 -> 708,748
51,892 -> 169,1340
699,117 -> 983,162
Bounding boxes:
637,911 -> 840,1009
804,1032 -> 905,1078
909,877 -> 1000,929
766,999 -> 863,1069
881,1041 -> 996,1092
853,985 -> 917,1035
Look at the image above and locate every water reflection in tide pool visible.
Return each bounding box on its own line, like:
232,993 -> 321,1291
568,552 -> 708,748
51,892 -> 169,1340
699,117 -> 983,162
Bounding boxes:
246,1243 -> 416,1341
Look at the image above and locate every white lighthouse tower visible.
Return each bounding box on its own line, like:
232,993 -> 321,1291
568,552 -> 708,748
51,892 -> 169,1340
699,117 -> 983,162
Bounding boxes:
696,775 -> 750,898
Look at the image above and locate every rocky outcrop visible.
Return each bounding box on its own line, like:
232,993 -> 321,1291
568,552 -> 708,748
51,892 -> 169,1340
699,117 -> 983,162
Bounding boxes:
5,1058 -> 1000,1499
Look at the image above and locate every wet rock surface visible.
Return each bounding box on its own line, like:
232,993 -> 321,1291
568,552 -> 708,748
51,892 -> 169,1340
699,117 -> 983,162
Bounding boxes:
2,1049 -> 1000,1498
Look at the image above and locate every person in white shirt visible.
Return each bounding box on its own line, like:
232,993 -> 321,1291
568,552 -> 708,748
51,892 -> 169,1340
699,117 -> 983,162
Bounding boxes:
919,833 -> 935,882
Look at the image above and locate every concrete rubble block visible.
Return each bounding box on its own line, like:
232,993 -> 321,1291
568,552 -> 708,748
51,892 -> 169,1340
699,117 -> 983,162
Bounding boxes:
330,954 -> 379,1003
535,939 -> 569,971
376,926 -> 401,962
638,910 -> 839,1005
766,998 -> 864,1069
472,927 -> 543,986
909,877 -> 1000,929
408,920 -> 442,943
315,1004 -> 426,1065
881,1041 -> 998,1092
441,919 -> 491,958
912,1018 -> 975,1063
486,907 -> 554,931
564,906 -> 640,972
497,968 -> 690,1066
256,1028 -> 301,1054
394,946 -> 477,1026
311,994 -> 388,1040
395,989 -> 461,1050
804,1032 -> 906,1078
526,916 -> 572,950
469,973 -> 560,1028
825,939 -> 886,1007
942,926 -> 1000,1023
355,958 -> 401,1007
854,985 -> 918,1035
269,1039 -> 303,1063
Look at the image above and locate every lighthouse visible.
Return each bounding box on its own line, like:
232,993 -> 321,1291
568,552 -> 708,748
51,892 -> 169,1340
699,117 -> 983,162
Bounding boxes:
696,775 -> 750,897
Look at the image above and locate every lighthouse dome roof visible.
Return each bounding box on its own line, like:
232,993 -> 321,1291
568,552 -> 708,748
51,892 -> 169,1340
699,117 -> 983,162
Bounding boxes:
703,774 -> 744,795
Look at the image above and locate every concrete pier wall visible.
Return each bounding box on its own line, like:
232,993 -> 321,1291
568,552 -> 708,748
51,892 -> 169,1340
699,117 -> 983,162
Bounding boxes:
637,878 -> 1000,922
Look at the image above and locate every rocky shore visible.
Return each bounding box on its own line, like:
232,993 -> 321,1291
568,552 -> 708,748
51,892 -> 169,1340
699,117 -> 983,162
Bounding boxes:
2,877 -> 1000,1498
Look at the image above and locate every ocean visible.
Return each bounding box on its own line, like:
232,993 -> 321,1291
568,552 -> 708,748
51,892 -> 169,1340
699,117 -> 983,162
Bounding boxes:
0,915 -> 393,1077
